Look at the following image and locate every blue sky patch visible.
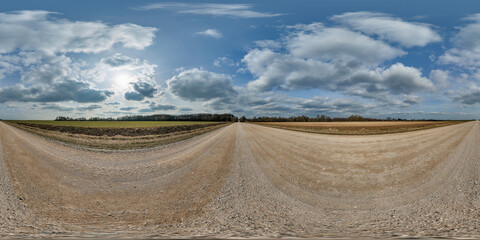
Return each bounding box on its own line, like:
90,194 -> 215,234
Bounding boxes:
0,0 -> 480,119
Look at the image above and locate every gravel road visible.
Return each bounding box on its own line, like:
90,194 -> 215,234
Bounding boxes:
0,121 -> 479,238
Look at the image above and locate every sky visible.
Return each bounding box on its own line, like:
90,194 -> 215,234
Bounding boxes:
1,0 -> 480,120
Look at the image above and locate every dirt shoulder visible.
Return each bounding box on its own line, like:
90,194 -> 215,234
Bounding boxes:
4,121 -> 230,150
252,121 -> 468,135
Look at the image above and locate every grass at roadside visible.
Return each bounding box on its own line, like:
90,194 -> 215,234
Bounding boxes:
252,121 -> 470,135
7,120 -> 216,128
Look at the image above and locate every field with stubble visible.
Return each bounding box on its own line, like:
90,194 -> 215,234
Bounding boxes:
0,120 -> 480,238
255,120 -> 467,135
5,121 -> 228,149
10,120 -> 217,128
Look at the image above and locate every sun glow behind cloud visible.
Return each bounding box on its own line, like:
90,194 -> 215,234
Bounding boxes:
112,72 -> 133,90
1,2 -> 480,120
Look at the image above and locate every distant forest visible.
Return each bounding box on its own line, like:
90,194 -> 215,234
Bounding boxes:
54,113 -> 416,122
55,113 -> 236,122
246,115 -> 399,122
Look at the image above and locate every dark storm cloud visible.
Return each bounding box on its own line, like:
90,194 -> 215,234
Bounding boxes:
124,81 -> 158,101
105,102 -> 120,105
453,88 -> 480,105
119,107 -> 138,111
0,80 -> 113,103
150,103 -> 176,111
124,91 -> 145,101
76,104 -> 102,111
138,108 -> 153,113
105,111 -> 136,115
41,104 -> 75,112
132,81 -> 157,98
138,103 -> 176,112
179,107 -> 193,112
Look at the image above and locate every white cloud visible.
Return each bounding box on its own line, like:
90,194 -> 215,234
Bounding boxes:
0,53 -> 116,104
239,21 -> 436,110
21,55 -> 74,84
136,3 -> 283,18
243,48 -> 339,91
429,69 -> 450,89
100,54 -> 142,68
0,11 -> 159,105
213,57 -> 237,67
0,56 -> 23,80
286,23 -> 405,65
439,14 -> 480,68
167,68 -> 236,101
436,13 -> 480,106
0,52 -> 158,104
0,51 -> 44,80
0,10 -> 157,54
297,96 -> 376,113
97,54 -> 157,76
85,54 -> 158,95
0,80 -> 114,103
243,23 -> 433,101
254,40 -> 282,49
196,29 -> 223,38
381,63 -> 435,94
0,9 -> 461,118
403,95 -> 422,105
332,12 -> 441,47
204,87 -> 381,117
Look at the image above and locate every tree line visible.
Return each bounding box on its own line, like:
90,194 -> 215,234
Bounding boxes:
55,113 -> 236,122
246,114 -> 386,122
55,113 -> 414,122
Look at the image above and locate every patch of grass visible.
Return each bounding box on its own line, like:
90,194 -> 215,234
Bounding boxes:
7,120 -> 217,128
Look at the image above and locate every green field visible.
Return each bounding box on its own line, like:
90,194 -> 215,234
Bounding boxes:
8,120 -> 217,128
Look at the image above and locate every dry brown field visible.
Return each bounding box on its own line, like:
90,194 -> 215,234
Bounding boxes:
255,120 -> 467,135
5,121 -> 228,150
1,121 -> 479,238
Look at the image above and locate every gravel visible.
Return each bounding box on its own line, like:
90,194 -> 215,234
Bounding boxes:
0,121 -> 479,238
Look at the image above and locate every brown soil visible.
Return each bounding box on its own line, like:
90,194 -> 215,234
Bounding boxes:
12,122 -> 224,137
6,122 -> 229,150
1,121 -> 480,238
255,121 -> 466,135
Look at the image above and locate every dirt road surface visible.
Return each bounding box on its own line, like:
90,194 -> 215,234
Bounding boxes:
0,121 -> 479,238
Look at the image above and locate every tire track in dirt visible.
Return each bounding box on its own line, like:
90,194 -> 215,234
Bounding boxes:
0,121 -> 236,232
0,121 -> 479,238
242,121 -> 475,209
